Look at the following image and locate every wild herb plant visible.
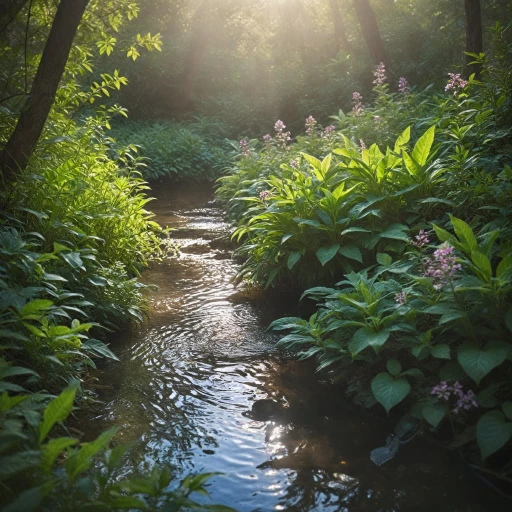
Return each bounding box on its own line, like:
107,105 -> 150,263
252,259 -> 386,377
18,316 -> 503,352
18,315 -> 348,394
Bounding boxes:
217,30 -> 512,481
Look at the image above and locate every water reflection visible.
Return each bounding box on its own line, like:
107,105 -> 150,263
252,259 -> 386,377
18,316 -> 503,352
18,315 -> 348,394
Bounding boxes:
80,183 -> 500,511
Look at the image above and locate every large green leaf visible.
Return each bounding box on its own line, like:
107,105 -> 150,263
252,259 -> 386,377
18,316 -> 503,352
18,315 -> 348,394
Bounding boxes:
61,251 -> 85,270
39,384 -> 78,443
411,125 -> 435,167
41,437 -> 78,472
338,244 -> 362,263
431,344 -> 451,360
449,215 -> 477,254
457,342 -> 507,385
422,404 -> 446,428
350,327 -> 390,355
371,373 -> 410,414
20,299 -> 53,318
476,410 -> 512,460
316,244 -> 340,266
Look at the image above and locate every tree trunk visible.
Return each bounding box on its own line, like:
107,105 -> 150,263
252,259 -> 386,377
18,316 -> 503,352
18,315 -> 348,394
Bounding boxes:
0,0 -> 30,34
464,0 -> 482,78
0,0 -> 89,184
353,0 -> 386,64
329,0 -> 350,54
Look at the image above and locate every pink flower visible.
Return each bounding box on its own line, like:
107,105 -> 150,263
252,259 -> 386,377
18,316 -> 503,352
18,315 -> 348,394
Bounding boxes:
321,125 -> 335,139
411,229 -> 430,248
352,91 -> 364,116
359,139 -> 366,150
445,73 -> 467,96
398,77 -> 410,94
373,62 -> 386,86
424,243 -> 461,289
395,291 -> 406,304
305,115 -> 317,136
239,139 -> 251,156
259,190 -> 271,201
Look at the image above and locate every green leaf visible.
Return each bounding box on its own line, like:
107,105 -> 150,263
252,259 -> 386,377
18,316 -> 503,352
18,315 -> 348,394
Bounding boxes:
39,384 -> 78,443
386,359 -> 401,376
339,244 -> 362,263
287,252 -> 301,270
412,125 -> 435,167
2,486 -> 43,512
422,404 -> 446,428
449,215 -> 477,254
371,373 -> 410,414
431,344 -> 451,360
41,437 -> 78,472
66,427 -> 117,481
376,253 -> 392,266
496,255 -> 512,279
402,151 -> 419,177
457,342 -> 507,385
476,410 -> 512,460
316,244 -> 340,266
471,251 -> 492,281
20,299 -> 53,317
350,327 -> 390,355
432,224 -> 454,244
61,251 -> 84,270
394,126 -> 411,152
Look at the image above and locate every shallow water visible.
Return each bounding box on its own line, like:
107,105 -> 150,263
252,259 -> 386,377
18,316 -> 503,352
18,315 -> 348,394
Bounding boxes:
82,183 -> 501,511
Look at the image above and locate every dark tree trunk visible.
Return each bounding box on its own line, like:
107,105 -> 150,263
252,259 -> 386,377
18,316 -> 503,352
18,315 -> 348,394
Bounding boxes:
329,0 -> 351,54
0,0 -> 30,34
0,0 -> 89,184
353,0 -> 386,64
464,0 -> 483,78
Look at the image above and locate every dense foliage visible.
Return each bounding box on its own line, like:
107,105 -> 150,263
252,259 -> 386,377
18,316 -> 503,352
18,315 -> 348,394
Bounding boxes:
104,0 -> 512,136
111,119 -> 229,181
0,1 -> 231,510
216,26 -> 512,485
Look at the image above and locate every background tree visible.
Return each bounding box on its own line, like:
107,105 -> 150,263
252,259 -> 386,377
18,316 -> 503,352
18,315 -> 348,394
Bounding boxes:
352,0 -> 386,64
464,0 -> 483,77
0,0 -> 90,182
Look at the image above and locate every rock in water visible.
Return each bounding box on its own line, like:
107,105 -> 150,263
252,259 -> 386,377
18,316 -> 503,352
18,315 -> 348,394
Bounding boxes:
244,399 -> 282,421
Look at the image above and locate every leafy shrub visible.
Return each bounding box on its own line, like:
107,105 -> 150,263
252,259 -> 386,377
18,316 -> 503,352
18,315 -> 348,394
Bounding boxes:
217,28 -> 512,481
0,382 -> 234,511
112,120 -> 229,181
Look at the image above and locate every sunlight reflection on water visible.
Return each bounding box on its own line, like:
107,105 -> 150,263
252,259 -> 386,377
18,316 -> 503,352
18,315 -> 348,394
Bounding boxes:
80,182 -> 499,512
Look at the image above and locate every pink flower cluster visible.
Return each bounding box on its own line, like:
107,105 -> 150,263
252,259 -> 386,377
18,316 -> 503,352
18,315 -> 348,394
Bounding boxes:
305,115 -> 317,136
289,159 -> 299,169
321,125 -> 336,139
398,77 -> 410,94
431,381 -> 478,414
239,139 -> 251,156
445,73 -> 468,96
259,190 -> 271,201
352,92 -> 364,116
424,243 -> 461,289
263,134 -> 271,143
373,62 -> 386,86
359,139 -> 366,150
411,229 -> 430,248
274,119 -> 291,148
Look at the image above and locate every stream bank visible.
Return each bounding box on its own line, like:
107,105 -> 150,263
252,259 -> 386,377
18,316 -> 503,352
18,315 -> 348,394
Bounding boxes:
81,182 -> 500,512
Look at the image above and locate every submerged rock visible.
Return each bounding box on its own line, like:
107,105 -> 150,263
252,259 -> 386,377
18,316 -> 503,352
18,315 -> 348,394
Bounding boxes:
244,399 -> 283,421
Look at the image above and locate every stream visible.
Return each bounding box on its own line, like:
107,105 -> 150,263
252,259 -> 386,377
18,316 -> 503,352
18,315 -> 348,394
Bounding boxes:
82,183 -> 500,511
